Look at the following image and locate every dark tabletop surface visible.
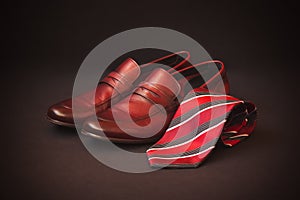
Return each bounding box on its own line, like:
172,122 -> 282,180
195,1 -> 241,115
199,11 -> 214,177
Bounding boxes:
2,1 -> 299,199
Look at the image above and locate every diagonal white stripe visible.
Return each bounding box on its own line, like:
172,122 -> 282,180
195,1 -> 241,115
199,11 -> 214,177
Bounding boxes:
167,101 -> 244,132
223,131 -> 238,134
148,146 -> 215,160
181,94 -> 231,105
229,134 -> 249,139
147,119 -> 226,152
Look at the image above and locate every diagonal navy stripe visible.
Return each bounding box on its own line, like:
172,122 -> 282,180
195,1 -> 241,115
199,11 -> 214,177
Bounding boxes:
183,91 -> 211,100
183,91 -> 230,100
148,137 -> 219,159
151,113 -> 228,148
169,99 -> 235,128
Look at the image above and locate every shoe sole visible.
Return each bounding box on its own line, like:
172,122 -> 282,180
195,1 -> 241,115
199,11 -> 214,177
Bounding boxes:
46,116 -> 157,143
46,115 -> 75,128
81,129 -> 158,144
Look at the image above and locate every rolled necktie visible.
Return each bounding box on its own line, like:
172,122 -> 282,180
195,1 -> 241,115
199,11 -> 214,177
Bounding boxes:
146,89 -> 257,168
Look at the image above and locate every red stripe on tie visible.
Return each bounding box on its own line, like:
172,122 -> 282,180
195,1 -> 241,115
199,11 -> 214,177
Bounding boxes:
147,96 -> 257,168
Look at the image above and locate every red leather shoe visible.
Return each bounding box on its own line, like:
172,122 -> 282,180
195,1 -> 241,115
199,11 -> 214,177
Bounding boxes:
46,51 -> 190,127
81,60 -> 229,143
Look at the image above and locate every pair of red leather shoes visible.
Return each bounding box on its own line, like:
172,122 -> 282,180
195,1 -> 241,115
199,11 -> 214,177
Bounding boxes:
47,51 -> 229,143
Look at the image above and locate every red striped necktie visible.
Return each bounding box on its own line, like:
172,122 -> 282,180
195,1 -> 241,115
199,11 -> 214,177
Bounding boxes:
146,88 -> 257,168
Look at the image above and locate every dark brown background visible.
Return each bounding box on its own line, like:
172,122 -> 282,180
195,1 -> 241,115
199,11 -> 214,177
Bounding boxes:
2,0 -> 299,199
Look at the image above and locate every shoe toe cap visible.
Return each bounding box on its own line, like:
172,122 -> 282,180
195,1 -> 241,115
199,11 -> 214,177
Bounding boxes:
47,104 -> 74,124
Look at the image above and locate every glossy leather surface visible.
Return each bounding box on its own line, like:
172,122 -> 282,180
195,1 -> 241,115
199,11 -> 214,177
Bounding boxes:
81,68 -> 181,143
47,51 -> 190,127
81,61 -> 230,143
47,58 -> 140,127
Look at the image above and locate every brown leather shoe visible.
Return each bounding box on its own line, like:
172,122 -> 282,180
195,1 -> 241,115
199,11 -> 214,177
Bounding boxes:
81,60 -> 229,143
47,58 -> 140,127
81,68 -> 181,143
47,51 -> 190,127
